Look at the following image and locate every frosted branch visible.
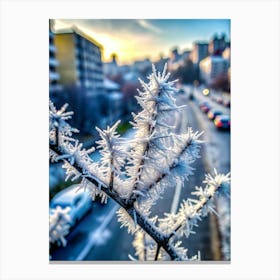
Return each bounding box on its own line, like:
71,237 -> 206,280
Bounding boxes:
49,206 -> 71,247
49,64 -> 230,261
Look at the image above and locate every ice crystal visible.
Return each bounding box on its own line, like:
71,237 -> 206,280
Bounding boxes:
49,149 -> 58,163
158,171 -> 231,239
49,101 -> 78,144
116,207 -> 139,234
132,231 -> 159,261
61,160 -> 81,182
49,101 -> 73,128
76,177 -> 108,204
96,121 -> 128,183
126,64 -> 182,192
49,206 -> 71,247
134,128 -> 203,215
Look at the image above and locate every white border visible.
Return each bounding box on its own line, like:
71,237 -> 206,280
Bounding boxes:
0,0 -> 279,279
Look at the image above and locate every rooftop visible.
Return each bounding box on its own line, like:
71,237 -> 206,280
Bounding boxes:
52,25 -> 103,50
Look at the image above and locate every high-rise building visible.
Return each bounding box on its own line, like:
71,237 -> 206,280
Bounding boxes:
199,55 -> 229,86
49,29 -> 61,102
208,33 -> 227,55
52,26 -> 105,133
53,26 -> 104,96
191,42 -> 209,65
182,50 -> 191,60
222,47 -> 231,66
167,47 -> 181,71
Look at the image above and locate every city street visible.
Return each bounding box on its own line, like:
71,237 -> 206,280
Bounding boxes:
50,86 -> 230,261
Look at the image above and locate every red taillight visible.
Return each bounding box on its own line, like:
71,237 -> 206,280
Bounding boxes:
214,119 -> 223,127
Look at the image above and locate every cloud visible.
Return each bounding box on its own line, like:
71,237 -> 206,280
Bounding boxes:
137,19 -> 162,34
52,19 -> 169,63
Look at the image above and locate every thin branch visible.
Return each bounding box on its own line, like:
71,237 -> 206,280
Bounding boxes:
143,234 -> 147,261
109,158 -> 114,191
167,193 -> 216,242
154,244 -> 161,261
50,143 -> 181,260
130,137 -> 194,203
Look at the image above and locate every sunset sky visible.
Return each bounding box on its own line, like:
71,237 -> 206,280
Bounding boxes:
53,19 -> 230,65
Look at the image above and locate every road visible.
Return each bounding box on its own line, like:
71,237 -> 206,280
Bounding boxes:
50,86 -> 230,261
189,86 -> 230,174
185,85 -> 231,260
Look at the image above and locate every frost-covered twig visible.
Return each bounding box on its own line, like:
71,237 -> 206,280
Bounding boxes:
49,64 -> 230,261
158,170 -> 231,241
49,206 -> 71,247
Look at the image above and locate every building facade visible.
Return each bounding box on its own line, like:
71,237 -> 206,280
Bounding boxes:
49,30 -> 62,102
199,55 -> 229,86
53,26 -> 105,133
54,27 -> 104,96
208,34 -> 227,55
191,42 -> 209,65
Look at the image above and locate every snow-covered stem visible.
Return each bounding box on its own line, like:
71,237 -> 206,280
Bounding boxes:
49,206 -> 71,247
154,244 -> 161,261
49,64 -> 230,261
50,144 -> 126,207
160,171 -> 231,241
50,148 -> 181,258
126,64 -> 181,196
50,137 -> 183,259
50,133 -> 229,260
130,130 -> 202,204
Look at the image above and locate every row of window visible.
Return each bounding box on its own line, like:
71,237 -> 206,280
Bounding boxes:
75,35 -> 100,54
78,72 -> 103,81
76,52 -> 101,65
77,59 -> 101,68
79,79 -> 104,89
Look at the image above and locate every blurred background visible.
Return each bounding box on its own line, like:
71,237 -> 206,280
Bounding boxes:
49,19 -> 230,261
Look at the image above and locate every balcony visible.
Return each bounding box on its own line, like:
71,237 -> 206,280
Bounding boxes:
49,71 -> 60,81
49,84 -> 62,92
49,57 -> 59,67
49,44 -> 56,53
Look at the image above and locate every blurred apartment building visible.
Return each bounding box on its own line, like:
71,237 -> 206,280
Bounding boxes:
208,33 -> 228,55
199,34 -> 230,87
191,42 -> 209,65
54,26 -> 104,96
51,26 -> 105,133
103,53 -> 119,76
49,30 -> 62,103
167,47 -> 191,72
199,55 -> 229,86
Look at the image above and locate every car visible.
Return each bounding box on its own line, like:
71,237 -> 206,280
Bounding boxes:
199,101 -> 210,109
210,95 -> 216,101
199,102 -> 211,113
215,96 -> 223,104
223,99 -> 231,108
201,104 -> 211,113
214,115 -> 230,130
50,184 -> 92,227
208,109 -> 223,120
